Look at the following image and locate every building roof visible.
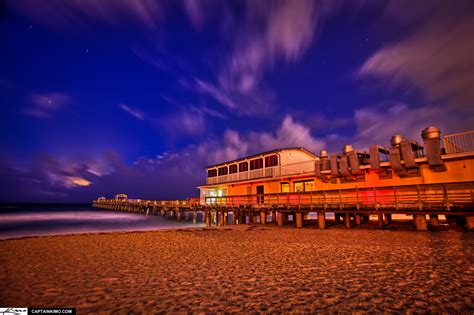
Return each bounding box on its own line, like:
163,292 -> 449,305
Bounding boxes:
204,147 -> 318,169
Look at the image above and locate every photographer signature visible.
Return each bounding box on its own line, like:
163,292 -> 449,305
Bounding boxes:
0,308 -> 27,315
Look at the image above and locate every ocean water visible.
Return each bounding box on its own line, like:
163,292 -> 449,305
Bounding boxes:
0,205 -> 205,240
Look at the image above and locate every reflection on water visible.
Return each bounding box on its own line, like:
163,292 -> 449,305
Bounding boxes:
0,207 -> 204,240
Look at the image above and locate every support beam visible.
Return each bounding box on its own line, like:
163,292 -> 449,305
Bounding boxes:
260,211 -> 266,225
272,211 -> 276,223
355,214 -> 361,225
193,210 -> 197,224
296,212 -> 303,228
146,207 -> 150,216
219,210 -> 225,226
318,212 -> 326,229
177,210 -> 182,221
378,214 -> 385,229
185,211 -> 190,221
345,212 -> 351,228
384,213 -> 392,225
415,214 -> 428,231
232,211 -> 237,225
212,211 -> 217,226
429,214 -> 440,227
205,210 -> 210,227
277,212 -> 284,226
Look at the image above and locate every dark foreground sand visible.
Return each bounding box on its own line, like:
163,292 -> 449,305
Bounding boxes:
1,225 -> 473,313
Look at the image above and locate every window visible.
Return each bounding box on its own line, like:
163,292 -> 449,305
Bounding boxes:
229,164 -> 238,174
250,158 -> 263,170
294,182 -> 304,192
218,167 -> 228,176
294,180 -> 314,192
208,169 -> 217,177
281,182 -> 290,193
265,154 -> 278,167
239,161 -> 249,172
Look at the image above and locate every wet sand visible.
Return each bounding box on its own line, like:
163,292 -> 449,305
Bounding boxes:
1,225 -> 473,313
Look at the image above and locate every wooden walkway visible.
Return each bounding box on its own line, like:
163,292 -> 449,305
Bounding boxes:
93,181 -> 474,231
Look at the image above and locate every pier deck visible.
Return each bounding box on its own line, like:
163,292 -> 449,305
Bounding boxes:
93,181 -> 474,231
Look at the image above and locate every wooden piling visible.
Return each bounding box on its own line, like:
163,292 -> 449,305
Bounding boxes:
345,212 -> 351,228
260,211 -> 266,224
355,214 -> 361,225
318,212 -> 326,229
219,210 -> 225,226
378,214 -> 385,229
277,212 -> 284,226
384,213 -> 392,225
429,214 -> 440,227
415,214 -> 428,231
232,211 -> 237,225
296,212 -> 303,228
205,209 -> 211,227
193,210 -> 197,224
272,211 -> 276,222
146,207 -> 150,216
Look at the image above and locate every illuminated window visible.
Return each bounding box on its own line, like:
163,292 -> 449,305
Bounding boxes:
218,167 -> 228,176
239,162 -> 248,172
294,182 -> 304,192
250,158 -> 263,170
281,182 -> 290,193
294,180 -> 314,192
265,155 -> 278,167
208,169 -> 217,177
229,164 -> 238,174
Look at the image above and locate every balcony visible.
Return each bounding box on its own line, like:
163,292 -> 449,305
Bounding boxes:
206,160 -> 316,185
443,130 -> 474,154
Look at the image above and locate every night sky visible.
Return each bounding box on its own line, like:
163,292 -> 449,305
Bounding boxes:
1,0 -> 473,202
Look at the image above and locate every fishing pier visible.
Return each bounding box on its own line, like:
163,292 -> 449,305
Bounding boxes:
93,127 -> 474,231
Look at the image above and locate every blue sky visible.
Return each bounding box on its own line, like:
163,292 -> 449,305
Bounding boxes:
1,0 -> 473,202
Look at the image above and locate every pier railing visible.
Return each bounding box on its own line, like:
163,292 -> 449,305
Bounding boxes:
203,181 -> 474,211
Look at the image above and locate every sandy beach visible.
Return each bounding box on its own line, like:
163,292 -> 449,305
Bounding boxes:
1,225 -> 473,313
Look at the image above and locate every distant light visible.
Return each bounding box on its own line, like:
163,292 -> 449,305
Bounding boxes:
70,177 -> 91,187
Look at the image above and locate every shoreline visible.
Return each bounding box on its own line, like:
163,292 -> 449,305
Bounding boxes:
1,226 -> 473,312
0,215 -> 458,241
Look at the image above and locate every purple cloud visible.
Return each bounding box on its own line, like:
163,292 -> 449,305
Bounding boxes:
8,0 -> 164,31
358,0 -> 474,112
194,0 -> 340,115
23,92 -> 72,118
0,116 -> 326,202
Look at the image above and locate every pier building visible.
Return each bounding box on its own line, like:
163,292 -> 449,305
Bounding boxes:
93,127 -> 474,231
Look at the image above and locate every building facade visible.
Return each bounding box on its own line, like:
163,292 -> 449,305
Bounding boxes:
198,127 -> 474,206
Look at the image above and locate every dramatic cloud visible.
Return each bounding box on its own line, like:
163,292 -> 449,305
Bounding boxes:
0,116 -> 325,202
195,0 -> 338,115
183,0 -> 217,30
119,104 -> 144,120
8,0 -> 164,30
23,92 -> 72,118
359,0 -> 474,112
350,102 -> 474,150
